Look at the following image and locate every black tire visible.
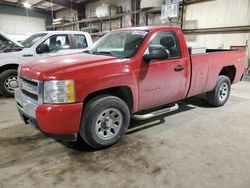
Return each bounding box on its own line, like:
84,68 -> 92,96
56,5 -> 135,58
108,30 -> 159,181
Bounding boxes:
80,95 -> 130,149
206,75 -> 231,107
0,69 -> 18,97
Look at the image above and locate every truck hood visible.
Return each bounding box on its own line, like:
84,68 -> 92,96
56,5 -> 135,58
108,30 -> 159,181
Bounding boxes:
0,32 -> 23,47
0,32 -> 24,53
20,53 -> 120,80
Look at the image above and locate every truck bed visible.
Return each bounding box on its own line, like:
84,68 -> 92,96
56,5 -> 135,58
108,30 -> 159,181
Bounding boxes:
187,50 -> 246,98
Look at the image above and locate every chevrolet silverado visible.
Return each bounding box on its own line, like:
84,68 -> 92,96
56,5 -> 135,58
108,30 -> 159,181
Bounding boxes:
15,26 -> 246,149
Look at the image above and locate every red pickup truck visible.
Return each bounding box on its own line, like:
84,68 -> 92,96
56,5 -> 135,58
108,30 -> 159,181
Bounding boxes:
15,26 -> 246,149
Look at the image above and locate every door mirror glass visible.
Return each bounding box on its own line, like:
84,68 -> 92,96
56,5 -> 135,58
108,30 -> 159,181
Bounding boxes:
36,44 -> 49,54
143,46 -> 169,63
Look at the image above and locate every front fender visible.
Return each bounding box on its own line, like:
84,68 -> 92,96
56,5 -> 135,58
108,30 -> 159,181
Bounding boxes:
79,66 -> 139,112
53,61 -> 139,112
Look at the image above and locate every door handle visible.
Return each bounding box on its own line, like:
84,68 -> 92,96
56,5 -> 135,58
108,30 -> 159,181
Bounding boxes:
174,65 -> 185,71
23,54 -> 33,57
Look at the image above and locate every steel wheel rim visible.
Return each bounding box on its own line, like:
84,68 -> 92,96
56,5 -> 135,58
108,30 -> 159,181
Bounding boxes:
218,82 -> 229,102
95,108 -> 123,140
4,76 -> 17,93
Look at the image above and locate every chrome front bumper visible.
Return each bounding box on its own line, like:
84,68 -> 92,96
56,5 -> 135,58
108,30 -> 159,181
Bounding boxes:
15,88 -> 77,141
15,88 -> 38,119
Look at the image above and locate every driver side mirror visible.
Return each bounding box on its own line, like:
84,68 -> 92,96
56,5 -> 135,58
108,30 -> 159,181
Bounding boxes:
143,46 -> 169,63
36,44 -> 50,54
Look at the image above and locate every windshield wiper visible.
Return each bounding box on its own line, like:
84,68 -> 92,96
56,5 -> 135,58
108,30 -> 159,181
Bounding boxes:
83,50 -> 114,57
4,47 -> 23,53
93,51 -> 114,56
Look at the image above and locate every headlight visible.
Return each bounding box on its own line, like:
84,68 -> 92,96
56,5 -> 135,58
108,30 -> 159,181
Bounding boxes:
44,80 -> 75,104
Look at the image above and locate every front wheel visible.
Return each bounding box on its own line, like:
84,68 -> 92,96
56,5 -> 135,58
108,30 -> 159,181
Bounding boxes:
80,95 -> 130,149
0,69 -> 18,97
206,75 -> 231,107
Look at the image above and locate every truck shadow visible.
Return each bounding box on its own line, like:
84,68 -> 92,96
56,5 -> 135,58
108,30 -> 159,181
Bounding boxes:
127,103 -> 195,135
184,94 -> 213,108
127,94 -> 212,134
61,95 -> 212,151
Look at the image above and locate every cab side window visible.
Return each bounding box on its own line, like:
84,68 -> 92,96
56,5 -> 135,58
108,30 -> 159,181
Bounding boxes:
149,31 -> 181,59
42,35 -> 70,52
74,35 -> 88,49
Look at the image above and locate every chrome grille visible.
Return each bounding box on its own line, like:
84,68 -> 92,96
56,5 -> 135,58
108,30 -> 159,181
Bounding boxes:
15,88 -> 38,118
19,76 -> 43,104
20,77 -> 38,94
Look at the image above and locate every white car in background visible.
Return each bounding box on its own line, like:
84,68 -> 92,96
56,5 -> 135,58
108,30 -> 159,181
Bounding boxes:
0,31 -> 93,97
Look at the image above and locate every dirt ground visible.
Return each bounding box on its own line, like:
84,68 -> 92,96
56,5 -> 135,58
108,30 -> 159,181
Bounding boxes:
0,82 -> 250,188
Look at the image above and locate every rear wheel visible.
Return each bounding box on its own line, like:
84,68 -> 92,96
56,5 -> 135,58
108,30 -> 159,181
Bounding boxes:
80,95 -> 130,149
0,69 -> 18,97
206,75 -> 231,107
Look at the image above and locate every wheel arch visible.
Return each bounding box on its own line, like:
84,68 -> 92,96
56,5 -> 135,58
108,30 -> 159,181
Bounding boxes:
219,65 -> 236,84
0,64 -> 19,75
83,86 -> 134,114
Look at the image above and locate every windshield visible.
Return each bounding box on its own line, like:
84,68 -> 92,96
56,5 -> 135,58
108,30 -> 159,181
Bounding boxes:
86,30 -> 148,58
21,33 -> 47,48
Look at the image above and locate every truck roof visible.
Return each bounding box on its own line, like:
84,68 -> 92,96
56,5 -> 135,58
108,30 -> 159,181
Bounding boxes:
34,27 -> 178,36
34,30 -> 90,35
117,26 -> 181,32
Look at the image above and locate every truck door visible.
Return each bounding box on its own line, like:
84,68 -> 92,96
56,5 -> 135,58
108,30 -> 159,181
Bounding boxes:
138,31 -> 189,110
37,34 -> 73,55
